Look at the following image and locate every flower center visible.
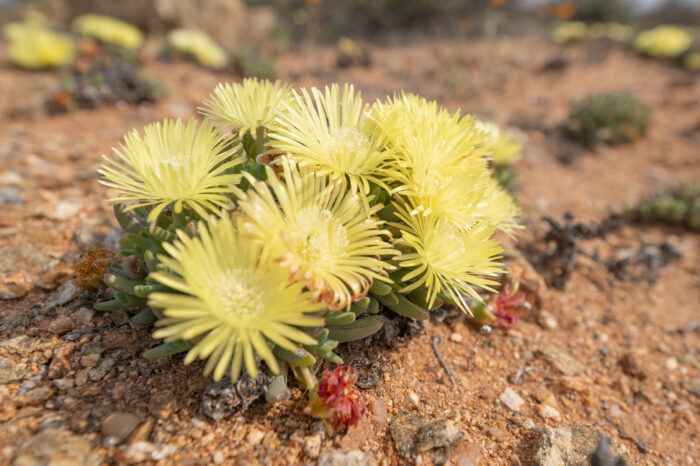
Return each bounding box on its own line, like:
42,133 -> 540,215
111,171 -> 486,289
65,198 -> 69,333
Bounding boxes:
292,207 -> 349,264
326,127 -> 369,160
217,269 -> 265,319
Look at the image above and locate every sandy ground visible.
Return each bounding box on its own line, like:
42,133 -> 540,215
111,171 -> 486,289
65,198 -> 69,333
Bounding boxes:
0,35 -> 699,465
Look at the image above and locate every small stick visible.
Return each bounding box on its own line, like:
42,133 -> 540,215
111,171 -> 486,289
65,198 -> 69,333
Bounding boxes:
432,336 -> 454,382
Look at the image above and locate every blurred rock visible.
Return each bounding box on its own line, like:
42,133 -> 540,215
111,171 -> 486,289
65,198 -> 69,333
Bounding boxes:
620,353 -> 646,380
43,282 -> 79,313
538,345 -> 585,376
13,429 -> 100,466
499,387 -> 525,412
532,424 -> 626,466
303,435 -> 322,459
102,412 -> 141,447
390,411 -> 463,461
317,449 -> 375,466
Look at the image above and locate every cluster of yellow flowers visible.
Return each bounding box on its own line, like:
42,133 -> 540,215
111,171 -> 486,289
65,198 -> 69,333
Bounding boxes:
634,25 -> 693,59
3,14 -> 75,69
99,79 -> 520,382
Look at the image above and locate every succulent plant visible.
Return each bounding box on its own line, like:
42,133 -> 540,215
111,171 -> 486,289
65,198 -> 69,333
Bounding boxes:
72,14 -> 144,50
634,25 -> 693,59
626,185 -> 700,232
165,29 -> 228,69
94,79 -> 522,416
563,91 -> 650,146
3,14 -> 75,70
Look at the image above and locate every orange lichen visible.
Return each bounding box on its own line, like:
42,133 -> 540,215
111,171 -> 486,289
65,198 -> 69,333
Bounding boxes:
74,245 -> 116,290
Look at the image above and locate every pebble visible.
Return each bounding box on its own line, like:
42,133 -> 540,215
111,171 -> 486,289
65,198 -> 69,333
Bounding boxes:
212,451 -> 225,464
148,389 -> 177,419
303,435 -> 322,459
371,399 -> 387,425
532,423 -> 627,465
0,276 -> 32,299
666,357 -> 678,371
536,404 -> 561,422
408,391 -> 420,409
537,311 -> 558,330
52,377 -> 75,391
42,282 -> 79,313
538,345 -> 585,376
71,307 -> 94,328
102,412 -> 141,447
88,358 -> 115,381
499,387 -> 525,412
17,386 -> 53,406
317,449 -> 376,466
49,316 -> 74,336
13,429 -> 99,466
48,201 -> 81,221
80,353 -> 101,369
118,441 -> 175,463
620,353 -> 646,380
246,428 -> 265,446
450,332 -> 463,343
390,411 -> 463,460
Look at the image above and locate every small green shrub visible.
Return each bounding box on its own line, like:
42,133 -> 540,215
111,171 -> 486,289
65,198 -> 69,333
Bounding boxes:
627,185 -> 700,232
563,91 -> 650,146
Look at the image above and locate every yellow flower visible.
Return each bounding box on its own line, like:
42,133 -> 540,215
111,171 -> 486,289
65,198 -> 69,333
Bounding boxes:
268,84 -> 390,195
4,18 -> 74,69
474,177 -> 522,236
686,52 -> 700,71
234,158 -> 397,310
474,119 -> 523,166
167,29 -> 228,69
199,78 -> 292,136
99,118 -> 243,224
72,14 -> 143,50
553,21 -> 587,43
635,26 -> 692,58
393,202 -> 503,312
149,217 -> 325,381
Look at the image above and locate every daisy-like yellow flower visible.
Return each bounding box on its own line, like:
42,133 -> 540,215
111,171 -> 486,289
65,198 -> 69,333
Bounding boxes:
199,78 -> 292,136
268,84 -> 389,195
167,29 -> 228,69
234,158 -> 397,310
393,202 -> 503,312
634,25 -> 692,58
99,118 -> 242,224
474,119 -> 523,166
4,17 -> 74,70
72,14 -> 143,50
149,217 -> 325,381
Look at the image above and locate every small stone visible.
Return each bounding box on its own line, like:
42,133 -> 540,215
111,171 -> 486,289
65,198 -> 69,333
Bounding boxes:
408,391 -> 420,409
101,412 -> 141,447
303,435 -> 322,459
532,423 -> 627,466
370,399 -> 387,425
317,449 -> 376,466
390,411 -> 463,460
499,387 -> 525,412
0,276 -> 32,299
537,311 -> 558,330
148,390 -> 177,419
608,404 -> 623,418
213,451 -> 225,464
451,441 -> 482,466
537,404 -> 561,422
0,367 -> 34,385
80,352 -> 100,369
127,418 -> 154,444
538,345 -> 585,376
17,386 -> 53,406
489,426 -> 505,441
681,378 -> 700,397
49,316 -> 74,336
620,353 -> 646,380
13,429 -> 99,466
200,374 -> 267,422
48,201 -> 81,221
71,307 -> 94,328
88,358 -> 115,381
42,282 -> 79,313
666,357 -> 678,371
535,387 -> 557,407
450,333 -> 463,343
118,441 -> 175,463
246,428 -> 265,446
52,377 -> 74,391
75,369 -> 89,386
522,418 -> 536,430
